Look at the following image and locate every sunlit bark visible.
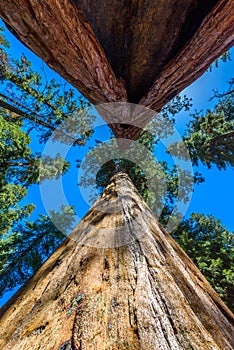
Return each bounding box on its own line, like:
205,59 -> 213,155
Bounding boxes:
0,172 -> 233,349
0,0 -> 233,140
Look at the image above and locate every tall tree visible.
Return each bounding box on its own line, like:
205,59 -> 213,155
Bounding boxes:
0,23 -> 202,301
79,125 -> 233,311
0,2 -> 233,348
0,172 -> 233,350
0,32 -> 233,310
169,78 -> 234,169
0,89 -> 75,298
172,213 -> 234,310
0,26 -> 93,297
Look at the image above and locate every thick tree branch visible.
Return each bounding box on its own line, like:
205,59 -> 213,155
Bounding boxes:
0,97 -> 55,130
208,130 -> 234,145
0,0 -> 127,106
0,97 -> 85,145
213,89 -> 234,98
0,161 -> 35,167
0,68 -> 68,114
0,229 -> 52,282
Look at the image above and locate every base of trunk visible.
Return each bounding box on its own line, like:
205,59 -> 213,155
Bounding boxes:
0,173 -> 233,349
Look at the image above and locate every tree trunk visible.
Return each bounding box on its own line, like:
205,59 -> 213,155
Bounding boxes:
0,172 -> 233,350
1,0 -> 233,140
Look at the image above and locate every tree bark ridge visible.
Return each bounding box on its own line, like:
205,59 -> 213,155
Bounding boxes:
0,172 -> 233,349
140,0 -> 234,111
0,0 -> 127,106
0,0 -> 233,141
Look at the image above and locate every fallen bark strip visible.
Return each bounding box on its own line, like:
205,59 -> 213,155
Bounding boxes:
100,0 -> 234,140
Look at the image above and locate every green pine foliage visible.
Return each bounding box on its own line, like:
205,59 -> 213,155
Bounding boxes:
0,26 -> 94,146
79,134 -> 204,221
169,79 -> 234,169
0,206 -> 75,296
209,51 -> 231,71
172,214 -> 234,309
0,26 -> 90,298
0,25 -> 233,312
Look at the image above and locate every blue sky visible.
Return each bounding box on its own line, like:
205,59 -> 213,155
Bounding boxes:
0,19 -> 233,306
1,17 -> 234,231
178,56 -> 234,230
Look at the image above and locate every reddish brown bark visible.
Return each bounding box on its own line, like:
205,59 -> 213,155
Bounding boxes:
139,0 -> 234,114
0,173 -> 233,349
0,0 -> 127,106
74,0 -> 219,102
0,1 -> 233,141
123,0 -> 234,141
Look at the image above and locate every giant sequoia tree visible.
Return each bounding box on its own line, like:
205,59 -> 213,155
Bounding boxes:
0,172 -> 233,349
0,1 -> 234,349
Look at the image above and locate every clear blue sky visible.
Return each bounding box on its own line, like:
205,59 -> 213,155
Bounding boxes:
0,19 -> 233,306
177,55 -> 234,230
1,17 -> 234,233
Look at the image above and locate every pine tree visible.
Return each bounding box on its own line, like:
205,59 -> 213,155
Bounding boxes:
169,79 -> 234,169
0,26 -> 93,297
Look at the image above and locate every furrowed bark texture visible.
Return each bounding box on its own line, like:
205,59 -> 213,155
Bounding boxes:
0,173 -> 233,350
140,0 -> 234,110
0,0 -> 233,140
0,0 -> 127,105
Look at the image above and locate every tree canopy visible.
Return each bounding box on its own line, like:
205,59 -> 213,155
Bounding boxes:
0,26 -> 88,297
169,78 -> 234,169
172,213 -> 234,308
0,25 -> 233,312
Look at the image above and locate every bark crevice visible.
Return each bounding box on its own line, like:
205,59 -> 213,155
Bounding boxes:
0,172 -> 233,349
